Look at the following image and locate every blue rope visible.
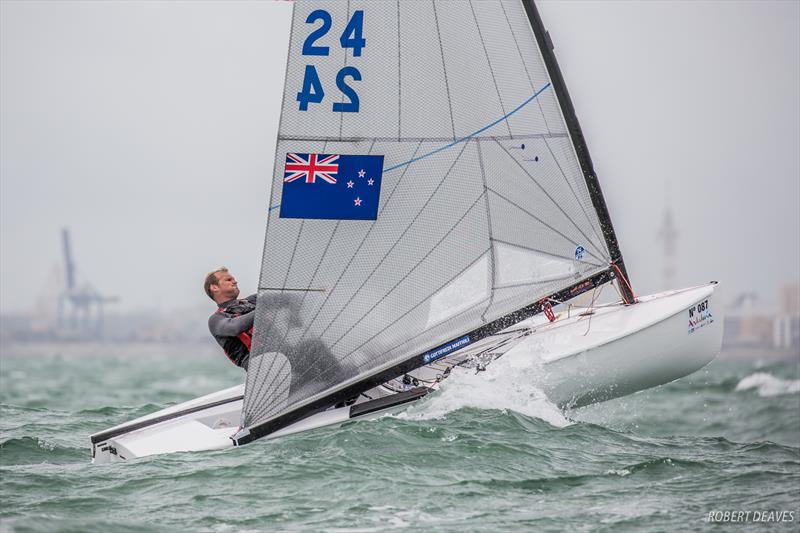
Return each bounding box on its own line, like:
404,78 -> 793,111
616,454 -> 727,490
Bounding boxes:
268,82 -> 552,212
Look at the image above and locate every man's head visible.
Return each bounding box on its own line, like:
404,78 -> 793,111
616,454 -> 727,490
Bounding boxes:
204,267 -> 240,304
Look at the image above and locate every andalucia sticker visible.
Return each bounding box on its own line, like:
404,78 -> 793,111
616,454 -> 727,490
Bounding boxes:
688,299 -> 713,334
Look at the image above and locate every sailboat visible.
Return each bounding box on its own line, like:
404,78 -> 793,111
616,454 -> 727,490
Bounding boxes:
91,0 -> 721,463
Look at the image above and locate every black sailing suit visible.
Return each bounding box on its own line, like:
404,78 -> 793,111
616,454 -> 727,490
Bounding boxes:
208,294 -> 257,370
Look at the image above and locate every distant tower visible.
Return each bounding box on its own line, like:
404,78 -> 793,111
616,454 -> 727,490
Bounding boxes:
57,228 -> 118,339
657,205 -> 677,289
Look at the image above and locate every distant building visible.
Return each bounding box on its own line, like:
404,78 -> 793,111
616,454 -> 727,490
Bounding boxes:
722,284 -> 800,358
774,282 -> 800,351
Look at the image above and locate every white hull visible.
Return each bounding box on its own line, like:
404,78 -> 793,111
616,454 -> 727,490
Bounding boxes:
91,283 -> 721,463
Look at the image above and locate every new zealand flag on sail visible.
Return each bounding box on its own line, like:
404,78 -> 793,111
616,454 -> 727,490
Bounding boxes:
279,153 -> 385,220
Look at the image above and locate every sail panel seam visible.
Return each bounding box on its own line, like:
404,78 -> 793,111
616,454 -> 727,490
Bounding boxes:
243,357 -> 289,425
312,141 -> 471,346
542,137 -> 608,259
490,236 -> 604,266
337,0 -> 351,141
328,193 -> 487,351
245,361 -> 293,430
278,132 -> 567,144
341,243 -> 490,362
397,0 -> 402,141
469,0 -> 512,138
501,0 -> 551,134
476,139 -> 497,323
492,138 -> 607,261
431,0 -> 458,141
486,186 -> 605,265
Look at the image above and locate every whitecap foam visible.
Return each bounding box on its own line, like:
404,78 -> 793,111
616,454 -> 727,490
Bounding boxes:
735,372 -> 800,397
398,340 -> 571,427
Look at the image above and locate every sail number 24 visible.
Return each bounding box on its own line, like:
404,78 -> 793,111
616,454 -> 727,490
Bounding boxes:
297,10 -> 365,113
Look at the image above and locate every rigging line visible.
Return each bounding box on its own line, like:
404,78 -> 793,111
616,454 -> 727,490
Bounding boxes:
314,141 -> 471,342
611,274 -> 624,302
431,0 -> 457,141
493,138 -> 605,260
581,284 -> 603,337
288,141 -> 417,351
329,194 -> 487,351
499,0 -> 551,134
486,187 -> 605,265
542,137 -> 608,259
469,0 -> 512,138
611,262 -> 637,302
383,82 -> 551,173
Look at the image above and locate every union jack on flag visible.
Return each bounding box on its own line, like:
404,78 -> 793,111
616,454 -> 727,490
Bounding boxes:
284,153 -> 339,184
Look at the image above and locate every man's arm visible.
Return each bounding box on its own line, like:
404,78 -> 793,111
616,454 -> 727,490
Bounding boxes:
209,311 -> 255,337
245,293 -> 257,305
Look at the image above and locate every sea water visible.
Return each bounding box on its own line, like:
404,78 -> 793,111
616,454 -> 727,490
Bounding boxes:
1,343 -> 798,532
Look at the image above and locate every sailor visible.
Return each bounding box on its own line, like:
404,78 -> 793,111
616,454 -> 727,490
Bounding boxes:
205,267 -> 348,386
205,267 -> 255,370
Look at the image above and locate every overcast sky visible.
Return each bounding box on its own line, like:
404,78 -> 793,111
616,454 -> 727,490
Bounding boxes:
1,0 -> 798,314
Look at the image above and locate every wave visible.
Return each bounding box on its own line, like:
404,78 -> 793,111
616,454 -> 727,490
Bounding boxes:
735,372 -> 800,397
0,436 -> 86,465
399,343 -> 571,427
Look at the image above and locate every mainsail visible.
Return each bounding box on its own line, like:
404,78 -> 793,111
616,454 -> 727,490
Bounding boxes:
235,0 -> 633,444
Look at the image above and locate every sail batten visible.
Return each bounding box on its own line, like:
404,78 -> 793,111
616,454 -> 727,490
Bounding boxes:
239,0 -> 629,439
279,132 -> 570,143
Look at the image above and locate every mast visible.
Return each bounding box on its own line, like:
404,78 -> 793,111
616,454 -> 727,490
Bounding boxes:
521,0 -> 636,304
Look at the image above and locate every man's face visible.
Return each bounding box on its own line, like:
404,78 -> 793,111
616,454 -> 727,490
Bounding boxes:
213,271 -> 240,301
